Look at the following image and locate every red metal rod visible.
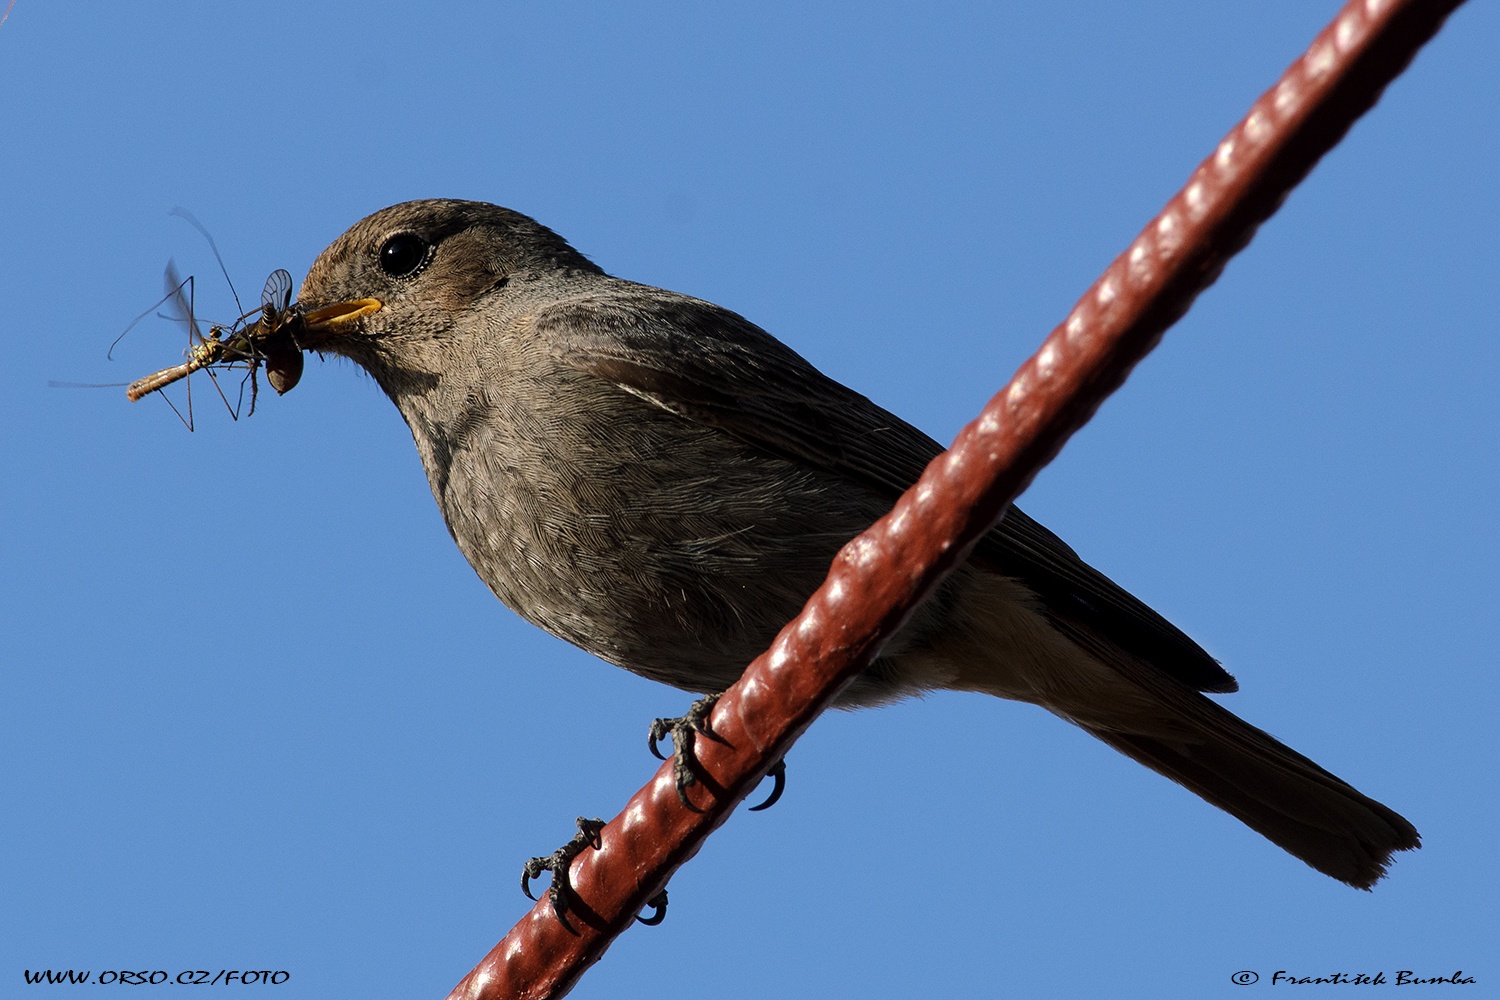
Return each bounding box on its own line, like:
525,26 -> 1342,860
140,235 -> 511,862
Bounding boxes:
445,1 -> 1466,997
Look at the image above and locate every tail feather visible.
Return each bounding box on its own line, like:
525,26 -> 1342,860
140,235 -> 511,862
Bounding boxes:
1079,705 -> 1420,889
929,569 -> 1420,888
1043,607 -> 1419,888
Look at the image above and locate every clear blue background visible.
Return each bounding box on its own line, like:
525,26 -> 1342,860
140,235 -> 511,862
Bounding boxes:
2,2 -> 1495,997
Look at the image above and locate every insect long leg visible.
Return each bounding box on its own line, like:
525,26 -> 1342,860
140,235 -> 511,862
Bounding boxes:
153,370 -> 194,430
127,262 -> 230,428
171,207 -> 245,320
166,260 -> 246,424
202,354 -> 242,422
239,362 -> 260,418
110,273 -> 193,362
119,264 -> 202,429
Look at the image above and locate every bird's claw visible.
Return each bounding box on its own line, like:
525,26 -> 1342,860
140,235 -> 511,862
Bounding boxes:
520,816 -> 606,931
636,888 -> 669,926
647,696 -> 789,812
748,758 -> 786,811
648,693 -> 726,810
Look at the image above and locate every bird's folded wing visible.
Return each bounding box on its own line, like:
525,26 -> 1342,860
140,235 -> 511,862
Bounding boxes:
542,287 -> 1235,694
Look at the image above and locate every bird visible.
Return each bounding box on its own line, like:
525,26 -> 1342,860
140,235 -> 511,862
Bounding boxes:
288,198 -> 1418,889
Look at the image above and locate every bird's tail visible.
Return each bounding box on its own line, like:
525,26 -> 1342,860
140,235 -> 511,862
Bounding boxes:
1068,694 -> 1420,889
923,570 -> 1420,888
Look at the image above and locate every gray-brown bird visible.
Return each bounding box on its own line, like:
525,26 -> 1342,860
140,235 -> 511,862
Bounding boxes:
289,198 -> 1418,889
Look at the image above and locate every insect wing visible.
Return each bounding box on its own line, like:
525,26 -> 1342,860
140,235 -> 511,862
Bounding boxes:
161,260 -> 205,346
261,268 -> 293,316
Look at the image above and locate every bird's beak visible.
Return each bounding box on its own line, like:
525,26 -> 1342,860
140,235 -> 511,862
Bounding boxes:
299,298 -> 383,345
261,297 -> 382,395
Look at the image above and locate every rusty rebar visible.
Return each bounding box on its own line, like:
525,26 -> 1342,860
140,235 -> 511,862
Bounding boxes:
444,1 -> 1467,997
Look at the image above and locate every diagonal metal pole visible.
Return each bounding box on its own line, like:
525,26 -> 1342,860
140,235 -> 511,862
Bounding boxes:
445,1 -> 1468,997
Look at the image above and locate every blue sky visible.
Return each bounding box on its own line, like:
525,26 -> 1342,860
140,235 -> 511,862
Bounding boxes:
2,3 -> 1495,997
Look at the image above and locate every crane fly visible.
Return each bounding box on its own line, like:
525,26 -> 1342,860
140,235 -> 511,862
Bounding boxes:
95,208 -> 304,430
124,266 -> 303,407
111,264 -> 296,430
104,208 -> 379,430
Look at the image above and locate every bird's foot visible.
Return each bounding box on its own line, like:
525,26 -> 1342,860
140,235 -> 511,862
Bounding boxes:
521,816 -> 605,932
649,694 -> 725,811
648,694 -> 787,811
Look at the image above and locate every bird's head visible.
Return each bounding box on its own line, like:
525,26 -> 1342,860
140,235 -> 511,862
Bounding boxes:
290,199 -> 600,391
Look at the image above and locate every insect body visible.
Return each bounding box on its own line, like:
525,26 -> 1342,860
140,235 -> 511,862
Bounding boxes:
125,324 -> 242,401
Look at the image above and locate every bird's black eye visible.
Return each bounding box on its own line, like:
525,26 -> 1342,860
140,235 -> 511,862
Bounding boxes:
378,232 -> 432,278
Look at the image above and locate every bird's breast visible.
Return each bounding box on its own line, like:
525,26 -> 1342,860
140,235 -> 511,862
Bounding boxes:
399,371 -> 893,693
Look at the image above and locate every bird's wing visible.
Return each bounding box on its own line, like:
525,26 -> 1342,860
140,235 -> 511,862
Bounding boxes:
542,287 -> 1235,693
